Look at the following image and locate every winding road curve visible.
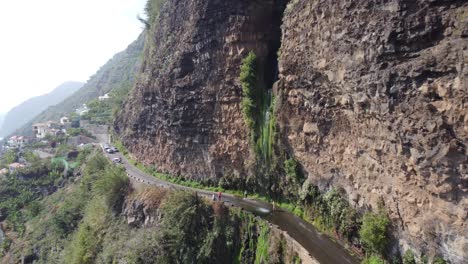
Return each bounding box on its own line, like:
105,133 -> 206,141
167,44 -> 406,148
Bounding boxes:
104,150 -> 359,264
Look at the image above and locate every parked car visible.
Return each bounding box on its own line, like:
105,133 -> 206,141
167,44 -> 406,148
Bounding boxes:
112,157 -> 122,163
101,143 -> 110,151
106,148 -> 115,154
110,147 -> 118,152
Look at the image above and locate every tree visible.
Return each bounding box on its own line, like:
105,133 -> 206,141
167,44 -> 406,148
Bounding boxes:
2,149 -> 18,164
359,210 -> 390,255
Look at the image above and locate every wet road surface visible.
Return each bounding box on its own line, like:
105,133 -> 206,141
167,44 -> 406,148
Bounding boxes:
107,152 -> 359,264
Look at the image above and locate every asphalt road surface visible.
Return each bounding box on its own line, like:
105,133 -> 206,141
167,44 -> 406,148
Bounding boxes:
105,151 -> 359,264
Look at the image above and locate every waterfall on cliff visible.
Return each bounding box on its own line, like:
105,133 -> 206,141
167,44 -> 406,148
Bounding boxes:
257,0 -> 286,167
260,89 -> 273,163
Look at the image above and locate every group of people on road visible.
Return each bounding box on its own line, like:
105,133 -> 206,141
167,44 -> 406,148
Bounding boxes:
211,192 -> 223,202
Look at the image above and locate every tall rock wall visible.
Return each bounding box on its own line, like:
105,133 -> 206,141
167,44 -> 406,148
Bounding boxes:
277,0 -> 467,262
116,0 -> 285,179
116,0 -> 467,262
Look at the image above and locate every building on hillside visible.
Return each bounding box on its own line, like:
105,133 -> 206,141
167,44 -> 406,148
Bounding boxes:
76,104 -> 89,116
47,121 -> 61,129
7,136 -> 30,148
33,122 -> 65,139
60,117 -> 72,130
8,163 -> 25,173
60,117 -> 70,125
98,93 -> 111,101
33,123 -> 48,139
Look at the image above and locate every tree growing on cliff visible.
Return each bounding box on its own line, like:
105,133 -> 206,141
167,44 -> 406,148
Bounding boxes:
145,0 -> 166,28
359,210 -> 390,255
240,51 -> 259,137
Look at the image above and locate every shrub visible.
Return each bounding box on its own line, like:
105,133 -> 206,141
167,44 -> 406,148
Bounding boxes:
284,158 -> 302,182
433,256 -> 447,264
359,210 -> 390,255
94,166 -> 129,212
65,198 -> 112,264
2,149 -> 18,164
52,192 -> 89,237
26,201 -> 42,218
362,255 -> 385,264
83,154 -> 109,177
402,250 -> 416,264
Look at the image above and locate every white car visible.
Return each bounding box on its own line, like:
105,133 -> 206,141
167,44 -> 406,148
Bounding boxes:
112,157 -> 122,163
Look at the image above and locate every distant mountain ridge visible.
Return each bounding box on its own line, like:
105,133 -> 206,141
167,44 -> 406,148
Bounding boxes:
0,81 -> 84,137
13,33 -> 145,136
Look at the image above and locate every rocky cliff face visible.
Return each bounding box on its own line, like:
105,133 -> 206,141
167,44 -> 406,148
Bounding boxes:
116,0 -> 467,262
277,0 -> 467,262
116,0 -> 287,179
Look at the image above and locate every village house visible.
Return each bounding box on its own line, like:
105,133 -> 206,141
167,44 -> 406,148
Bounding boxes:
33,121 -> 65,139
60,116 -> 70,125
98,93 -> 111,101
76,104 -> 89,116
7,136 -> 30,148
33,123 -> 48,139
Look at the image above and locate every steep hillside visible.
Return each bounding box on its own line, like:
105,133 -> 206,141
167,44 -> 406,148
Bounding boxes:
14,33 -> 145,136
0,81 -> 83,137
116,0 -> 467,263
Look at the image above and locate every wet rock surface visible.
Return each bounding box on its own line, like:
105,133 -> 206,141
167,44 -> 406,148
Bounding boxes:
277,0 -> 467,262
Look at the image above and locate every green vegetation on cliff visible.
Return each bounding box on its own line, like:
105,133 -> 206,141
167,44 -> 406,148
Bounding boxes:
145,0 -> 166,28
359,210 -> 390,255
241,51 -> 260,136
240,51 -> 277,163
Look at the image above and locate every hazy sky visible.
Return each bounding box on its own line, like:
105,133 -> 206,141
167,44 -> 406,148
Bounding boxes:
0,0 -> 147,114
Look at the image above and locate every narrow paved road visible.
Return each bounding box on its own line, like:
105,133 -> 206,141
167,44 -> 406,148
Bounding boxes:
105,151 -> 359,264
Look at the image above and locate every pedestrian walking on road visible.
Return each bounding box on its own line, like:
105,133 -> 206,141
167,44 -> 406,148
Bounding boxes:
272,201 -> 276,212
212,194 -> 216,201
244,190 -> 248,198
218,192 -> 222,202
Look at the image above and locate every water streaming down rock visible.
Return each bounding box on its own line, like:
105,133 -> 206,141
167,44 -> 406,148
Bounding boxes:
258,1 -> 283,166
260,89 -> 273,163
